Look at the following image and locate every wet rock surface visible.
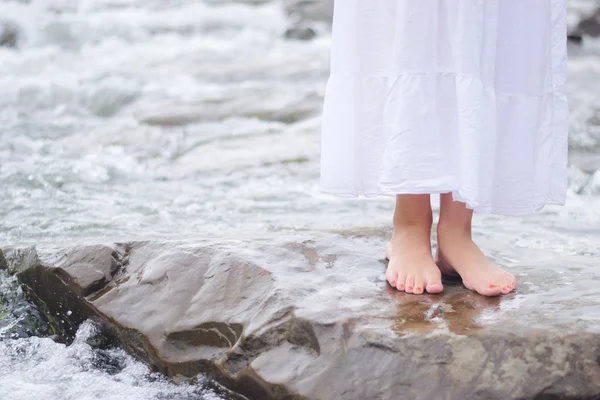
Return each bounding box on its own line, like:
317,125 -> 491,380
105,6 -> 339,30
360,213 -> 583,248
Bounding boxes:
2,232 -> 600,400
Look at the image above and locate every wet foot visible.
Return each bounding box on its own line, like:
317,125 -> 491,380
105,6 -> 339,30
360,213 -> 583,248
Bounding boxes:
386,233 -> 444,295
436,224 -> 517,296
386,194 -> 444,295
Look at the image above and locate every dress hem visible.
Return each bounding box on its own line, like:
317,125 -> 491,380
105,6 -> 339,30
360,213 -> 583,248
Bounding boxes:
320,185 -> 566,216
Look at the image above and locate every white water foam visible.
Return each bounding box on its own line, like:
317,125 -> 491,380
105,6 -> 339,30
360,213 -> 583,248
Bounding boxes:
0,320 -> 226,400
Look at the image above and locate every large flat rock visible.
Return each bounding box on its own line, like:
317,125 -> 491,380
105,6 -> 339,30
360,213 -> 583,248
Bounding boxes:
2,232 -> 600,400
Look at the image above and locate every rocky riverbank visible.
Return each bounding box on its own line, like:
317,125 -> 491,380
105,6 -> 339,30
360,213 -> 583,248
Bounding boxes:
3,233 -> 600,400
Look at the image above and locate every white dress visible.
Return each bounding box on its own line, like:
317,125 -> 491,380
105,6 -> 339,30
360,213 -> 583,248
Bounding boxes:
320,0 -> 569,215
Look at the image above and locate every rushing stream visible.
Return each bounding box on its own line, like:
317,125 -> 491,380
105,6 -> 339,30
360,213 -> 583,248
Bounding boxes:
1,0 -> 600,399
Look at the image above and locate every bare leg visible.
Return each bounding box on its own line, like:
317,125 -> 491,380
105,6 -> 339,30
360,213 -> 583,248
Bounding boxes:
386,194 -> 443,294
436,193 -> 517,296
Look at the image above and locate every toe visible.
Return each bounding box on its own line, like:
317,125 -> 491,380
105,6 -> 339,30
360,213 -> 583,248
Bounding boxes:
462,279 -> 475,292
413,276 -> 425,295
386,267 -> 398,288
507,274 -> 517,288
396,272 -> 407,291
500,274 -> 516,294
478,283 -> 503,297
425,270 -> 443,294
404,275 -> 415,294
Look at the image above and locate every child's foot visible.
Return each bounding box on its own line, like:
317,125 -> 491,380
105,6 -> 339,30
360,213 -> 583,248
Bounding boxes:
436,228 -> 516,296
385,194 -> 444,295
386,237 -> 444,295
436,194 -> 517,297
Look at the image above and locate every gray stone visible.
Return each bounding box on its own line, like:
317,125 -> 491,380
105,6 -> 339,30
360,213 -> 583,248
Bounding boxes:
282,0 -> 333,41
0,249 -> 7,271
284,26 -> 317,41
0,20 -> 19,48
53,245 -> 121,297
569,7 -> 600,44
284,0 -> 333,25
578,8 -> 600,37
4,234 -> 600,400
136,93 -> 322,126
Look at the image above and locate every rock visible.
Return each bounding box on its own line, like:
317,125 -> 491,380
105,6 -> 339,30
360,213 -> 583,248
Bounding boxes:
283,0 -> 333,41
53,245 -> 121,297
4,236 -> 600,400
569,8 -> 600,44
1,245 -> 123,340
1,249 -> 65,340
0,249 -> 7,271
284,0 -> 334,25
578,8 -> 600,37
136,93 -> 322,126
0,20 -> 19,48
567,34 -> 584,45
284,26 -> 317,41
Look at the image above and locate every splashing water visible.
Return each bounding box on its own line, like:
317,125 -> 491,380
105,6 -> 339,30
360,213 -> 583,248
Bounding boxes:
0,319 -> 231,400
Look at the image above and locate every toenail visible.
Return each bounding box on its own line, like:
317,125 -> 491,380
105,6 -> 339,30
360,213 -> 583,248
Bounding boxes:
489,284 -> 497,289
407,286 -> 413,291
398,285 -> 404,289
390,281 -> 396,287
416,287 -> 422,292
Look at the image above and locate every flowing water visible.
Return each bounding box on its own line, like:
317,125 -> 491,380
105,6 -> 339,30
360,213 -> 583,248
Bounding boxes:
1,0 -> 599,399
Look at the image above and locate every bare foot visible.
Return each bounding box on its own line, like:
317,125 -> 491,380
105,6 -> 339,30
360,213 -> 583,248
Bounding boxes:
436,194 -> 517,297
385,195 -> 443,295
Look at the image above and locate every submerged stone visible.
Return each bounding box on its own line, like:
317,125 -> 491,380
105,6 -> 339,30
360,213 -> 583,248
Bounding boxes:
0,20 -> 19,48
2,235 -> 600,400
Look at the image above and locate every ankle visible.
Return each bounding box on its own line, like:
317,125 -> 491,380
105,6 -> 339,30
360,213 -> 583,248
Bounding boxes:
391,221 -> 433,258
436,220 -> 472,242
394,212 -> 432,235
394,212 -> 433,229
392,226 -> 431,246
393,194 -> 432,225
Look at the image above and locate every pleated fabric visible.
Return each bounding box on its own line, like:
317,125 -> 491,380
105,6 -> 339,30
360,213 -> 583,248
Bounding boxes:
320,0 -> 569,215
